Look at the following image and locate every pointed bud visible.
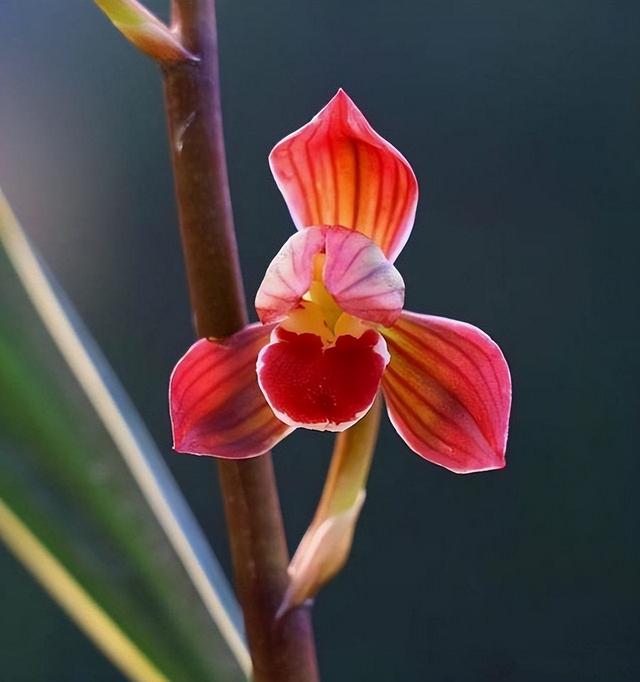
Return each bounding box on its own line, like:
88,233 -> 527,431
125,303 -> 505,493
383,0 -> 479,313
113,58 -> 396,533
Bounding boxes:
95,0 -> 197,64
278,396 -> 382,617
278,491 -> 366,618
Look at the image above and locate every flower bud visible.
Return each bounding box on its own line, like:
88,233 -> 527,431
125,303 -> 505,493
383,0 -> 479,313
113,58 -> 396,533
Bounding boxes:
95,0 -> 197,64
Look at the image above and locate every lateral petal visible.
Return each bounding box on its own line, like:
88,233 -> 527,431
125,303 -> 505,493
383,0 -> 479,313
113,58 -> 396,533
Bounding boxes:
269,89 -> 418,262
381,312 -> 511,473
323,227 -> 404,327
256,226 -> 404,326
170,324 -> 292,458
255,227 -> 325,324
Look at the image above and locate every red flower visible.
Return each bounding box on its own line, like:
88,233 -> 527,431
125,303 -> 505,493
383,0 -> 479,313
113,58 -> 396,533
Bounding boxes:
170,90 -> 511,473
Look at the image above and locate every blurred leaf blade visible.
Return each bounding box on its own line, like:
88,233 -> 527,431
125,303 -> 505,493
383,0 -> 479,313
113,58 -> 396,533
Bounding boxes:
0,497 -> 169,682
0,189 -> 251,681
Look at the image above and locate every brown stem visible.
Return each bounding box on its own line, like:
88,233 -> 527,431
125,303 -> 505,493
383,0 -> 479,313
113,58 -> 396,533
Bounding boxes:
161,1 -> 318,680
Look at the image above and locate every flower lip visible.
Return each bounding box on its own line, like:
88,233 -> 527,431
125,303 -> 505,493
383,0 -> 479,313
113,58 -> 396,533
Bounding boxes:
257,326 -> 390,432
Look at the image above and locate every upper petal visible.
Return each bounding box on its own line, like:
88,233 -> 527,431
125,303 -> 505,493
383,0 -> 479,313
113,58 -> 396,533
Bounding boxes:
381,312 -> 511,473
169,324 -> 293,458
255,225 -> 404,327
269,89 -> 418,262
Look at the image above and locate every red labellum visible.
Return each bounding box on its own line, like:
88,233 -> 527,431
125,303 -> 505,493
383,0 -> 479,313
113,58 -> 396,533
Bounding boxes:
257,328 -> 388,431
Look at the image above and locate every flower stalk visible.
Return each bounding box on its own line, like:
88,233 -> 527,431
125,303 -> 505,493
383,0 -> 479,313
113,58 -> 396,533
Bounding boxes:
280,395 -> 382,617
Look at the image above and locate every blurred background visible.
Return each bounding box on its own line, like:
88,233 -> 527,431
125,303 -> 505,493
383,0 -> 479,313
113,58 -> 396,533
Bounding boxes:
1,1 -> 639,680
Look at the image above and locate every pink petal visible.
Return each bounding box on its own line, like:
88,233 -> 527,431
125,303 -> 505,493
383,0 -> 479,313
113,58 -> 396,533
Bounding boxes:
257,326 -> 389,432
254,227 -> 326,324
381,312 -> 511,473
170,324 -> 293,458
255,226 -> 404,327
323,227 -> 405,327
269,89 -> 418,262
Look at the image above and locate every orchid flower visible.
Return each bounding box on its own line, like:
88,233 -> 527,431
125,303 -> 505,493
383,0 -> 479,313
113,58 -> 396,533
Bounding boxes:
170,90 -> 511,475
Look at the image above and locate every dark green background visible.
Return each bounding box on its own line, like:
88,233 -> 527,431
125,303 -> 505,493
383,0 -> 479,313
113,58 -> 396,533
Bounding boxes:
1,1 -> 638,680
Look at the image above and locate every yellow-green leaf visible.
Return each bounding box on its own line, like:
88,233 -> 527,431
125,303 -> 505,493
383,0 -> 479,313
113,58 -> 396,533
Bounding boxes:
0,189 -> 250,681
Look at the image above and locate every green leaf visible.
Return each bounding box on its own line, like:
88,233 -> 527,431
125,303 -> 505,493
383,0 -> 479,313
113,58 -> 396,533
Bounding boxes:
0,189 -> 251,682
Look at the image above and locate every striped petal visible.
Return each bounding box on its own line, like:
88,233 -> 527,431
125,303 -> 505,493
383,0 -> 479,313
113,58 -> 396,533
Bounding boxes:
255,226 -> 404,327
255,227 -> 326,324
170,324 -> 292,458
381,312 -> 511,473
269,89 -> 418,262
323,227 -> 404,327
